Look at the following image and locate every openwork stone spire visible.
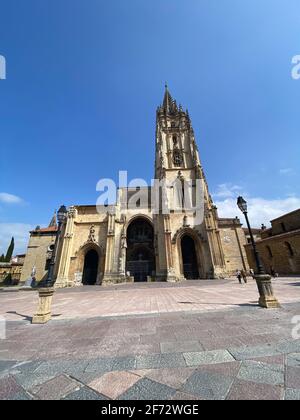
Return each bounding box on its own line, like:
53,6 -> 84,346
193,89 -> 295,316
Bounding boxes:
48,210 -> 57,228
160,84 -> 179,115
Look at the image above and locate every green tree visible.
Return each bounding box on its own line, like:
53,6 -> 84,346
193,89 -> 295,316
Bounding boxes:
5,237 -> 14,262
0,254 -> 5,262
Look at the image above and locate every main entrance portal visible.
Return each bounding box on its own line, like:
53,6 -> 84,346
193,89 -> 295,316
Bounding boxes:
126,218 -> 155,282
181,235 -> 199,279
82,249 -> 99,285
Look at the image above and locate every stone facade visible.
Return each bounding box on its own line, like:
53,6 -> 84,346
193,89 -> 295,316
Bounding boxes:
0,255 -> 25,285
218,218 -> 249,274
20,227 -> 57,283
21,87 -> 249,286
245,209 -> 300,275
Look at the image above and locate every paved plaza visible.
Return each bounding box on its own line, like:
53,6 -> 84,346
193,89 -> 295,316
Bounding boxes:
0,278 -> 300,400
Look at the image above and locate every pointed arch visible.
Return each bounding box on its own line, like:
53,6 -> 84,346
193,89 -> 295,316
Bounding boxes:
75,242 -> 104,285
172,227 -> 205,279
125,216 -> 155,282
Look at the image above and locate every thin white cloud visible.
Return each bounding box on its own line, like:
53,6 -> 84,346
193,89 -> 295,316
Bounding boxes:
212,183 -> 242,199
215,196 -> 300,228
0,223 -> 34,255
0,192 -> 24,204
279,168 -> 293,175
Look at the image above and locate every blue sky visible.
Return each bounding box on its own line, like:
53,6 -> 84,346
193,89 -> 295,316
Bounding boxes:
0,0 -> 300,254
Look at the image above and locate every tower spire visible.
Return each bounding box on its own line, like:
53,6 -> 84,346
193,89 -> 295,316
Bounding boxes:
48,210 -> 57,228
162,83 -> 173,113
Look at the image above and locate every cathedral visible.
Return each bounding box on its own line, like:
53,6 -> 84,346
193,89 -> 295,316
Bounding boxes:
21,86 -> 249,286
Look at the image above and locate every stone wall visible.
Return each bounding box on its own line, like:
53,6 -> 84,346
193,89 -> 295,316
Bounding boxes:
20,229 -> 57,283
219,218 -> 249,275
0,263 -> 23,285
245,231 -> 300,275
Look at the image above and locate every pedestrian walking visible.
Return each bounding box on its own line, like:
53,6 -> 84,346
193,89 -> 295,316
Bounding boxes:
249,268 -> 255,279
236,269 -> 242,284
241,269 -> 247,284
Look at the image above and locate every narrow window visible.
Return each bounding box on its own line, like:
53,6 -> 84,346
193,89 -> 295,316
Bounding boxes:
266,246 -> 273,258
285,242 -> 294,257
173,149 -> 183,167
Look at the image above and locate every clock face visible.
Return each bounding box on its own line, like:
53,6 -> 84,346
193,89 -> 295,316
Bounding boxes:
223,236 -> 231,243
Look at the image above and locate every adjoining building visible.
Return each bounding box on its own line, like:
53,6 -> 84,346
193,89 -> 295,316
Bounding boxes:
20,226 -> 58,285
243,227 -> 263,245
0,254 -> 25,286
245,209 -> 300,275
20,87 -> 249,286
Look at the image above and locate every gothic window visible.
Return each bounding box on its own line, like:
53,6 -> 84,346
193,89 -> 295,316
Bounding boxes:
173,149 -> 183,167
281,222 -> 286,232
171,122 -> 176,128
172,135 -> 178,145
285,242 -> 294,257
266,246 -> 273,258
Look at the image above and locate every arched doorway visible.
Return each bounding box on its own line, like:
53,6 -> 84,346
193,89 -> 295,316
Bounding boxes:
126,218 -> 155,282
82,249 -> 99,285
181,235 -> 199,279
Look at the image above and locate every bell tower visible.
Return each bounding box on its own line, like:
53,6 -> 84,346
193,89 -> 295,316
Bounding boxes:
155,84 -> 203,181
154,85 -> 226,280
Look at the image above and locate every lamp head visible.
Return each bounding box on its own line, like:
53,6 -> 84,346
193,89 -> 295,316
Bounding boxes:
237,196 -> 248,213
57,205 -> 67,224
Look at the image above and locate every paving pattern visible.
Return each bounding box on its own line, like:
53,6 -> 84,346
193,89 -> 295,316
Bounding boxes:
0,278 -> 300,400
1,278 -> 300,321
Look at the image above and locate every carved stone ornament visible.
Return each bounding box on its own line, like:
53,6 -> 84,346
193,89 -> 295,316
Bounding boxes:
121,234 -> 127,249
87,225 -> 96,243
68,206 -> 77,218
183,215 -> 190,227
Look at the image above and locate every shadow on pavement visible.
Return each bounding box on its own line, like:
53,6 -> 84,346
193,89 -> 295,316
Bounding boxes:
6,311 -> 62,322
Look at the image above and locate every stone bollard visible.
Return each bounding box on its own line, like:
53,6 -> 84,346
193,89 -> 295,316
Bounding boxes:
254,274 -> 281,309
32,287 -> 55,324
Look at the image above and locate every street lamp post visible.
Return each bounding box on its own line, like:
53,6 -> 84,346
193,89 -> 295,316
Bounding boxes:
237,196 -> 280,309
43,205 -> 68,288
32,205 -> 68,324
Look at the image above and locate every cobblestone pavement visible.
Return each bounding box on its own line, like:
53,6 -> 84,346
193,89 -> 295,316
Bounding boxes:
0,278 -> 300,400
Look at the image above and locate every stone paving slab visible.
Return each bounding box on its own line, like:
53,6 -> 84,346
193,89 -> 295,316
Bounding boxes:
118,377 -> 177,400
196,361 -> 241,377
0,375 -> 25,400
171,391 -> 203,400
160,340 -> 204,354
33,360 -> 89,377
183,349 -> 235,366
10,390 -> 33,400
275,339 -> 300,354
14,371 -> 55,391
85,356 -> 136,373
182,370 -> 234,400
227,379 -> 283,400
63,386 -> 108,400
88,371 -> 141,400
31,374 -> 80,400
286,353 -> 300,367
285,388 -> 300,400
137,367 -> 195,389
228,344 -> 281,361
286,366 -> 300,389
237,361 -> 284,386
136,353 -> 186,369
